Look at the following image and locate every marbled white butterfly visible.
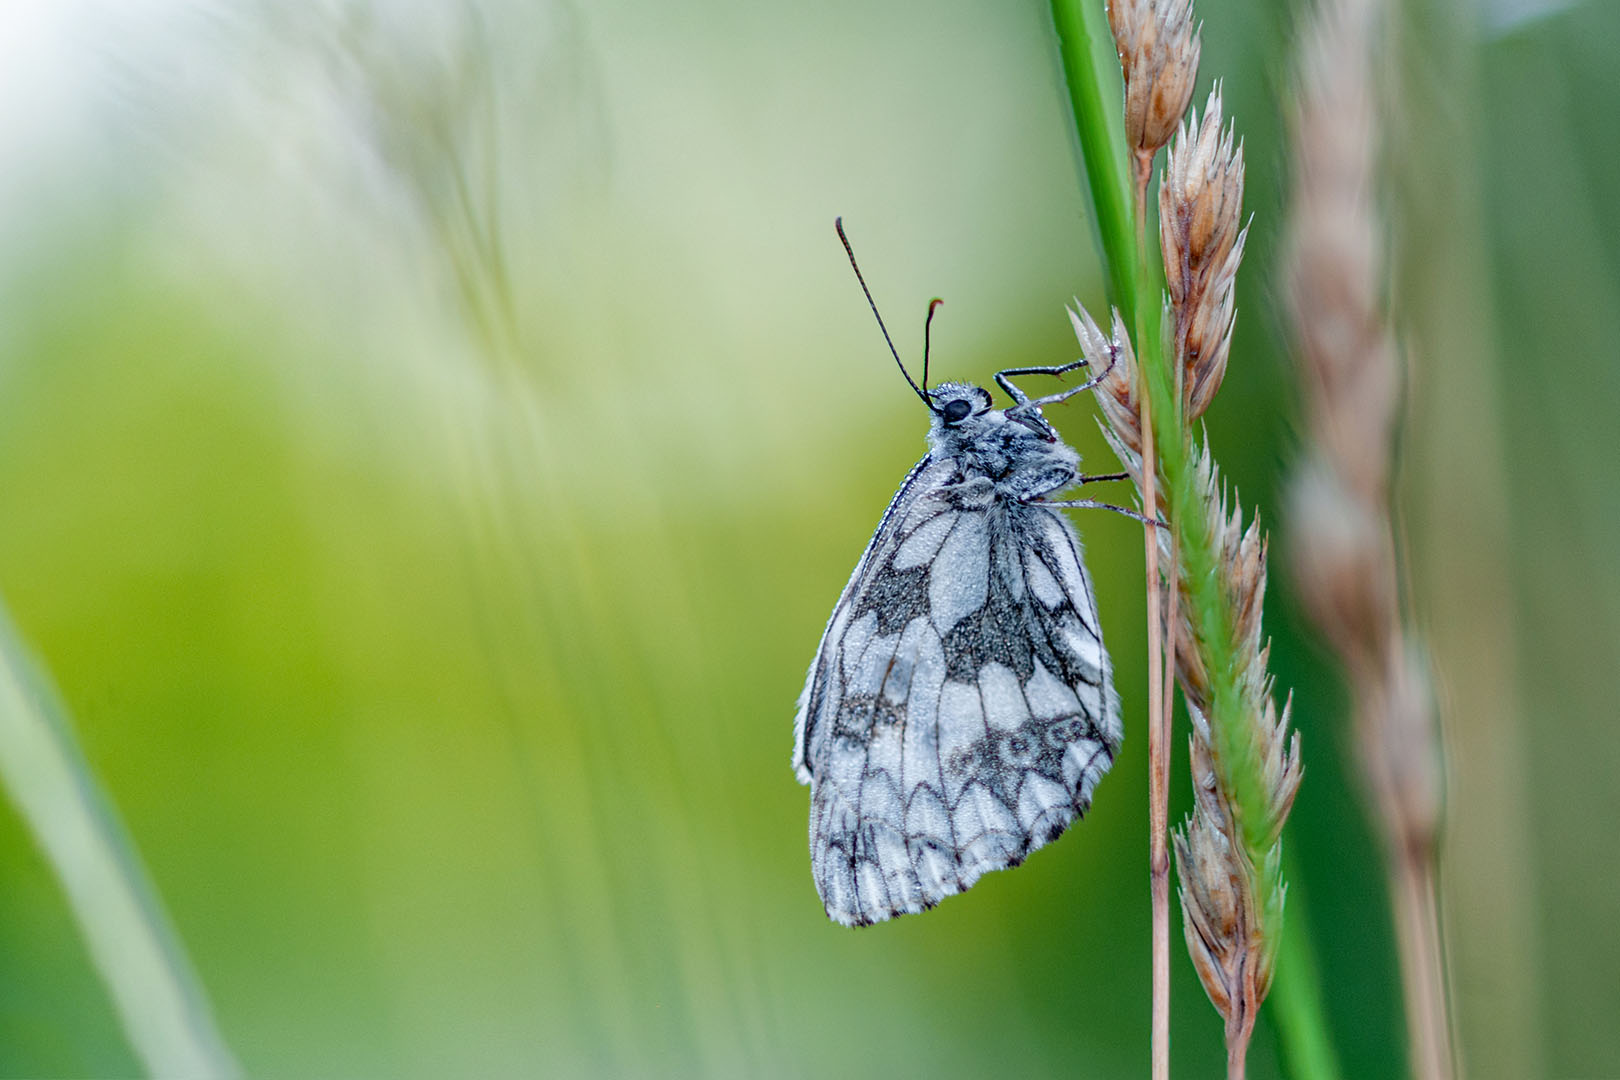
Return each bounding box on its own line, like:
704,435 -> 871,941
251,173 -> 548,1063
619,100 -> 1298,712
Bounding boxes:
792,220 -> 1132,926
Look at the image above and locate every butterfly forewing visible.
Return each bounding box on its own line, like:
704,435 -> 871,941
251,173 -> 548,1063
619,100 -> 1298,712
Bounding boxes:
794,433 -> 1121,927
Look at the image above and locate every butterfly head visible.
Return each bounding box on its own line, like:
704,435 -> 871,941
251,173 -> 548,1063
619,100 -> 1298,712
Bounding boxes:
927,382 -> 994,426
925,381 -> 1013,454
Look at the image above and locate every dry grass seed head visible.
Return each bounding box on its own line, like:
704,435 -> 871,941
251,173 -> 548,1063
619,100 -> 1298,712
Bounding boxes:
1071,304 -> 1145,472
1161,86 -> 1248,420
1109,0 -> 1202,156
1177,731 -> 1257,1019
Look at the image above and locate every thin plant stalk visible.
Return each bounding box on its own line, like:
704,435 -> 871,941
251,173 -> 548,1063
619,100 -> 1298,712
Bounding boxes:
1050,7 -> 1170,1070
1115,7 -> 1189,1071
0,603 -> 240,1079
1158,453 -> 1180,1073
1131,153 -> 1172,1080
1140,346 -> 1170,1080
1131,106 -> 1186,1080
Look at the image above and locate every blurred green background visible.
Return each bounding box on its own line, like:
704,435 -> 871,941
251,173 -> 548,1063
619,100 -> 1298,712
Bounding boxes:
0,0 -> 1615,1076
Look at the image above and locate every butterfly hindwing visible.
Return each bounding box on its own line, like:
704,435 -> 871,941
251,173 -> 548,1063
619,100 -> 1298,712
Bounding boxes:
794,453 -> 1121,926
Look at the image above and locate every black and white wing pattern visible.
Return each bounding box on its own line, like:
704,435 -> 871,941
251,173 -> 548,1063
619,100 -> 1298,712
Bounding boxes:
793,455 -> 1122,926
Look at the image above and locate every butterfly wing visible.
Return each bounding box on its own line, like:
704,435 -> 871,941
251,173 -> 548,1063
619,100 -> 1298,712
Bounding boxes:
794,456 -> 1122,926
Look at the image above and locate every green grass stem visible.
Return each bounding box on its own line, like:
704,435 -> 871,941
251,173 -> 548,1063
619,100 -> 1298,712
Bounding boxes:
1049,0 -> 1137,324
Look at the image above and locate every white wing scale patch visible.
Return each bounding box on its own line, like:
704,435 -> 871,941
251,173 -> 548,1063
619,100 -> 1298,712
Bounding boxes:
928,511 -> 990,636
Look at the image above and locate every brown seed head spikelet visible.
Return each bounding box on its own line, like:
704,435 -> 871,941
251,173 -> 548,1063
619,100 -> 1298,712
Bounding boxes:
1177,721 -> 1278,1056
1176,757 -> 1245,1020
1109,0 -> 1202,157
1161,86 -> 1248,421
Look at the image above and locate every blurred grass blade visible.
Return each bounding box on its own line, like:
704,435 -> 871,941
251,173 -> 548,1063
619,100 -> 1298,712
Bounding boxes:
0,600 -> 239,1079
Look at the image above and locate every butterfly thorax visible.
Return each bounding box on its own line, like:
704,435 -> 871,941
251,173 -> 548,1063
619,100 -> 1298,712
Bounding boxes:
926,381 -> 1081,504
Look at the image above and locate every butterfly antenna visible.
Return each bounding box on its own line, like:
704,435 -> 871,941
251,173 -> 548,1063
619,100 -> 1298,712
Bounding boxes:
835,217 -> 936,412
922,297 -> 944,394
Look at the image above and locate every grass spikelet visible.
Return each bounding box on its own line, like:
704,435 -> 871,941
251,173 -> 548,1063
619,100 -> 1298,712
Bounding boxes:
1108,0 -> 1201,166
1160,88 -> 1247,421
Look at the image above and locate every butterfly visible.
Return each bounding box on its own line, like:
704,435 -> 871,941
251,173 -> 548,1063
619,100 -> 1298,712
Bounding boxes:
791,220 -> 1134,927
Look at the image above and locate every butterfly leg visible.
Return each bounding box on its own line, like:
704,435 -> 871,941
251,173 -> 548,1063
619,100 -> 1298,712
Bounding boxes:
1005,350 -> 1120,415
1076,471 -> 1130,485
994,357 -> 1092,405
1036,497 -> 1165,528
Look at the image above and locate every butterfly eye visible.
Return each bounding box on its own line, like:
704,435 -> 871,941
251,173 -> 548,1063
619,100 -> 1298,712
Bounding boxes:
941,399 -> 972,423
